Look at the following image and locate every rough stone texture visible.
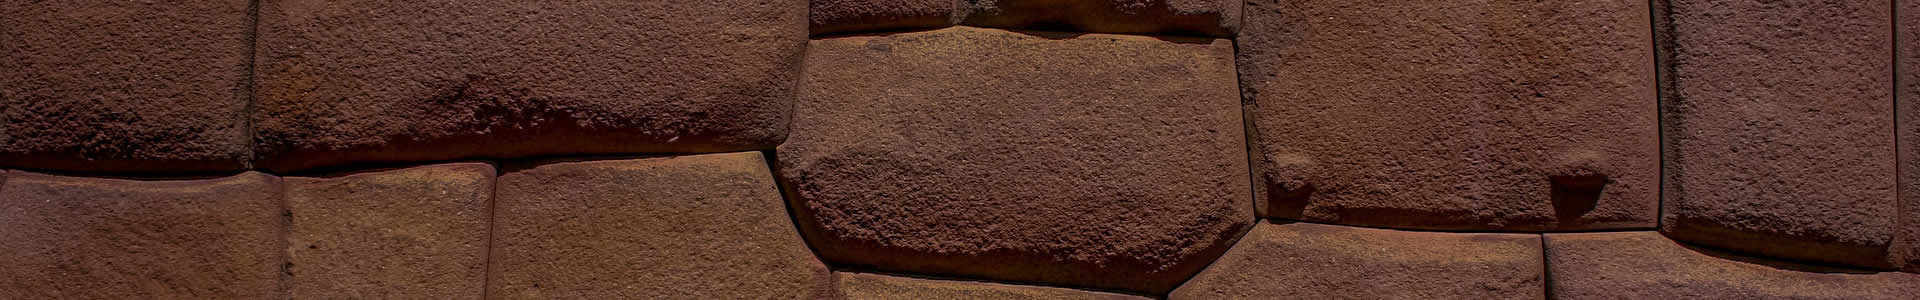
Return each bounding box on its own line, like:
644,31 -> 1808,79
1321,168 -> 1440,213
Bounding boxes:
1171,222 -> 1544,299
1547,232 -> 1920,299
1240,0 -> 1658,231
1899,0 -> 1920,274
813,0 -> 958,36
253,0 -> 807,172
959,0 -> 1238,37
286,163 -> 492,298
489,152 -> 832,298
0,172 -> 281,298
0,0 -> 253,173
1660,0 -> 1896,269
782,26 -> 1250,295
836,272 -> 1148,300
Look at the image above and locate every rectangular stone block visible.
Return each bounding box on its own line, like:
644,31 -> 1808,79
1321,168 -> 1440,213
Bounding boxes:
1660,0 -> 1896,269
813,0 -> 957,35
253,0 -> 807,172
286,163 -> 493,298
1547,232 -> 1919,299
959,0 -> 1238,37
0,0 -> 253,173
489,152 -> 831,298
837,272 -> 1148,299
0,172 -> 281,298
1240,0 -> 1658,231
1171,222 -> 1544,299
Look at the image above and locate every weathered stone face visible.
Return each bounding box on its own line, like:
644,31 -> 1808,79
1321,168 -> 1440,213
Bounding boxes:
252,0 -> 807,172
1239,0 -> 1658,231
1896,0 -> 1920,274
0,0 -> 254,173
1547,232 -> 1920,299
837,272 -> 1149,299
1171,222 -> 1544,300
488,152 -> 832,298
813,0 -> 958,36
0,172 -> 281,298
781,26 -> 1250,295
1659,0 -> 1897,269
286,163 -> 493,298
959,0 -> 1239,37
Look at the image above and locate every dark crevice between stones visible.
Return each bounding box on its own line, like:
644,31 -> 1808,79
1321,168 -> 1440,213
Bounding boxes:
1258,218 -> 1659,235
1541,234 -> 1554,300
480,160 -> 500,300
1667,236 -> 1891,275
759,150 -> 842,300
1650,0 -> 1678,232
243,0 -> 262,171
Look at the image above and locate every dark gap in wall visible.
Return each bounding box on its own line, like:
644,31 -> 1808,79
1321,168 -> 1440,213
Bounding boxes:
243,0 -> 262,171
761,150 -> 837,270
1258,218 -> 1657,235
480,160 -> 500,300
1650,0 -> 1677,232
1665,234 -> 1898,274
1541,234 -> 1554,300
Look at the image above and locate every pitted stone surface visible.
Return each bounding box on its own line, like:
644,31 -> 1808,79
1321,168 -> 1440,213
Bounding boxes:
1547,232 -> 1920,299
489,152 -> 832,298
253,0 -> 806,172
0,172 -> 281,298
1240,0 -> 1658,231
960,0 -> 1238,37
813,0 -> 957,35
287,163 -> 493,298
836,272 -> 1148,300
782,26 -> 1250,295
1660,0 -> 1896,269
1897,0 -> 1920,273
0,0 -> 253,173
1171,222 -> 1544,299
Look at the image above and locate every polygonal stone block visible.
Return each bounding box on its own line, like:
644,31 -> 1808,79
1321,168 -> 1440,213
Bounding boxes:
286,163 -> 493,298
1172,222 -> 1544,299
1547,232 -> 1920,298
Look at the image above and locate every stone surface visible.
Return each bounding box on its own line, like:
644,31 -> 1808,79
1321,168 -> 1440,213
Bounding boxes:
836,272 -> 1148,300
0,0 -> 253,173
1899,0 -> 1920,274
253,0 -> 807,172
286,163 -> 493,298
813,0 -> 957,35
1170,222 -> 1543,299
1660,0 -> 1896,269
959,0 -> 1238,37
489,152 -> 832,298
1240,0 -> 1658,231
1546,232 -> 1920,299
0,172 -> 281,298
782,26 -> 1250,295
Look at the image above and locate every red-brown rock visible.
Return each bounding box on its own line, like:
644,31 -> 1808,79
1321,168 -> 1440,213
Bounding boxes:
813,0 -> 957,36
0,172 -> 281,298
286,163 -> 493,298
1171,222 -> 1544,299
959,0 -> 1238,37
1547,232 -> 1920,299
1240,0 -> 1658,231
489,152 -> 832,298
1660,0 -> 1896,269
1898,0 -> 1920,274
782,26 -> 1250,295
253,0 -> 807,172
836,272 -> 1148,299
0,0 -> 253,173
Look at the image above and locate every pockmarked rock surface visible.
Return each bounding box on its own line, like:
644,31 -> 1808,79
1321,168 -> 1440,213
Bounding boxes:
253,0 -> 806,172
1546,232 -> 1920,299
782,26 -> 1250,294
1171,222 -> 1544,299
1660,0 -> 1896,269
960,0 -> 1238,37
286,163 -> 493,298
0,172 -> 281,298
1897,0 -> 1920,273
489,152 -> 832,298
0,0 -> 253,173
836,272 -> 1149,300
813,0 -> 957,35
1239,0 -> 1658,231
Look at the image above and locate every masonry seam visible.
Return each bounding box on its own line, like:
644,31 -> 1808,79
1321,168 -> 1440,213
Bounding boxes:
242,0 -> 262,171
480,161 -> 501,299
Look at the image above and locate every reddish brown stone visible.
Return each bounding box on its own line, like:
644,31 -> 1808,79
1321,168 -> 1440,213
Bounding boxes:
782,26 -> 1250,295
253,0 -> 806,172
1660,0 -> 1896,269
0,0 -> 253,173
1240,0 -> 1657,231
286,163 -> 492,298
489,152 -> 831,298
1899,0 -> 1920,274
959,0 -> 1237,37
0,172 -> 281,298
813,0 -> 957,36
1171,222 -> 1543,299
836,272 -> 1148,299
1547,232 -> 1920,298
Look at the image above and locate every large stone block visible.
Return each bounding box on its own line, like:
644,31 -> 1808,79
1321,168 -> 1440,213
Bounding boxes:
286,163 -> 493,298
489,152 -> 832,298
0,172 -> 281,298
813,0 -> 957,36
1546,232 -> 1920,299
0,0 -> 253,173
1898,0 -> 1920,274
959,0 -> 1238,37
781,26 -> 1250,294
253,0 -> 807,172
1240,0 -> 1657,231
1171,222 -> 1543,299
836,272 -> 1148,299
1660,0 -> 1896,269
